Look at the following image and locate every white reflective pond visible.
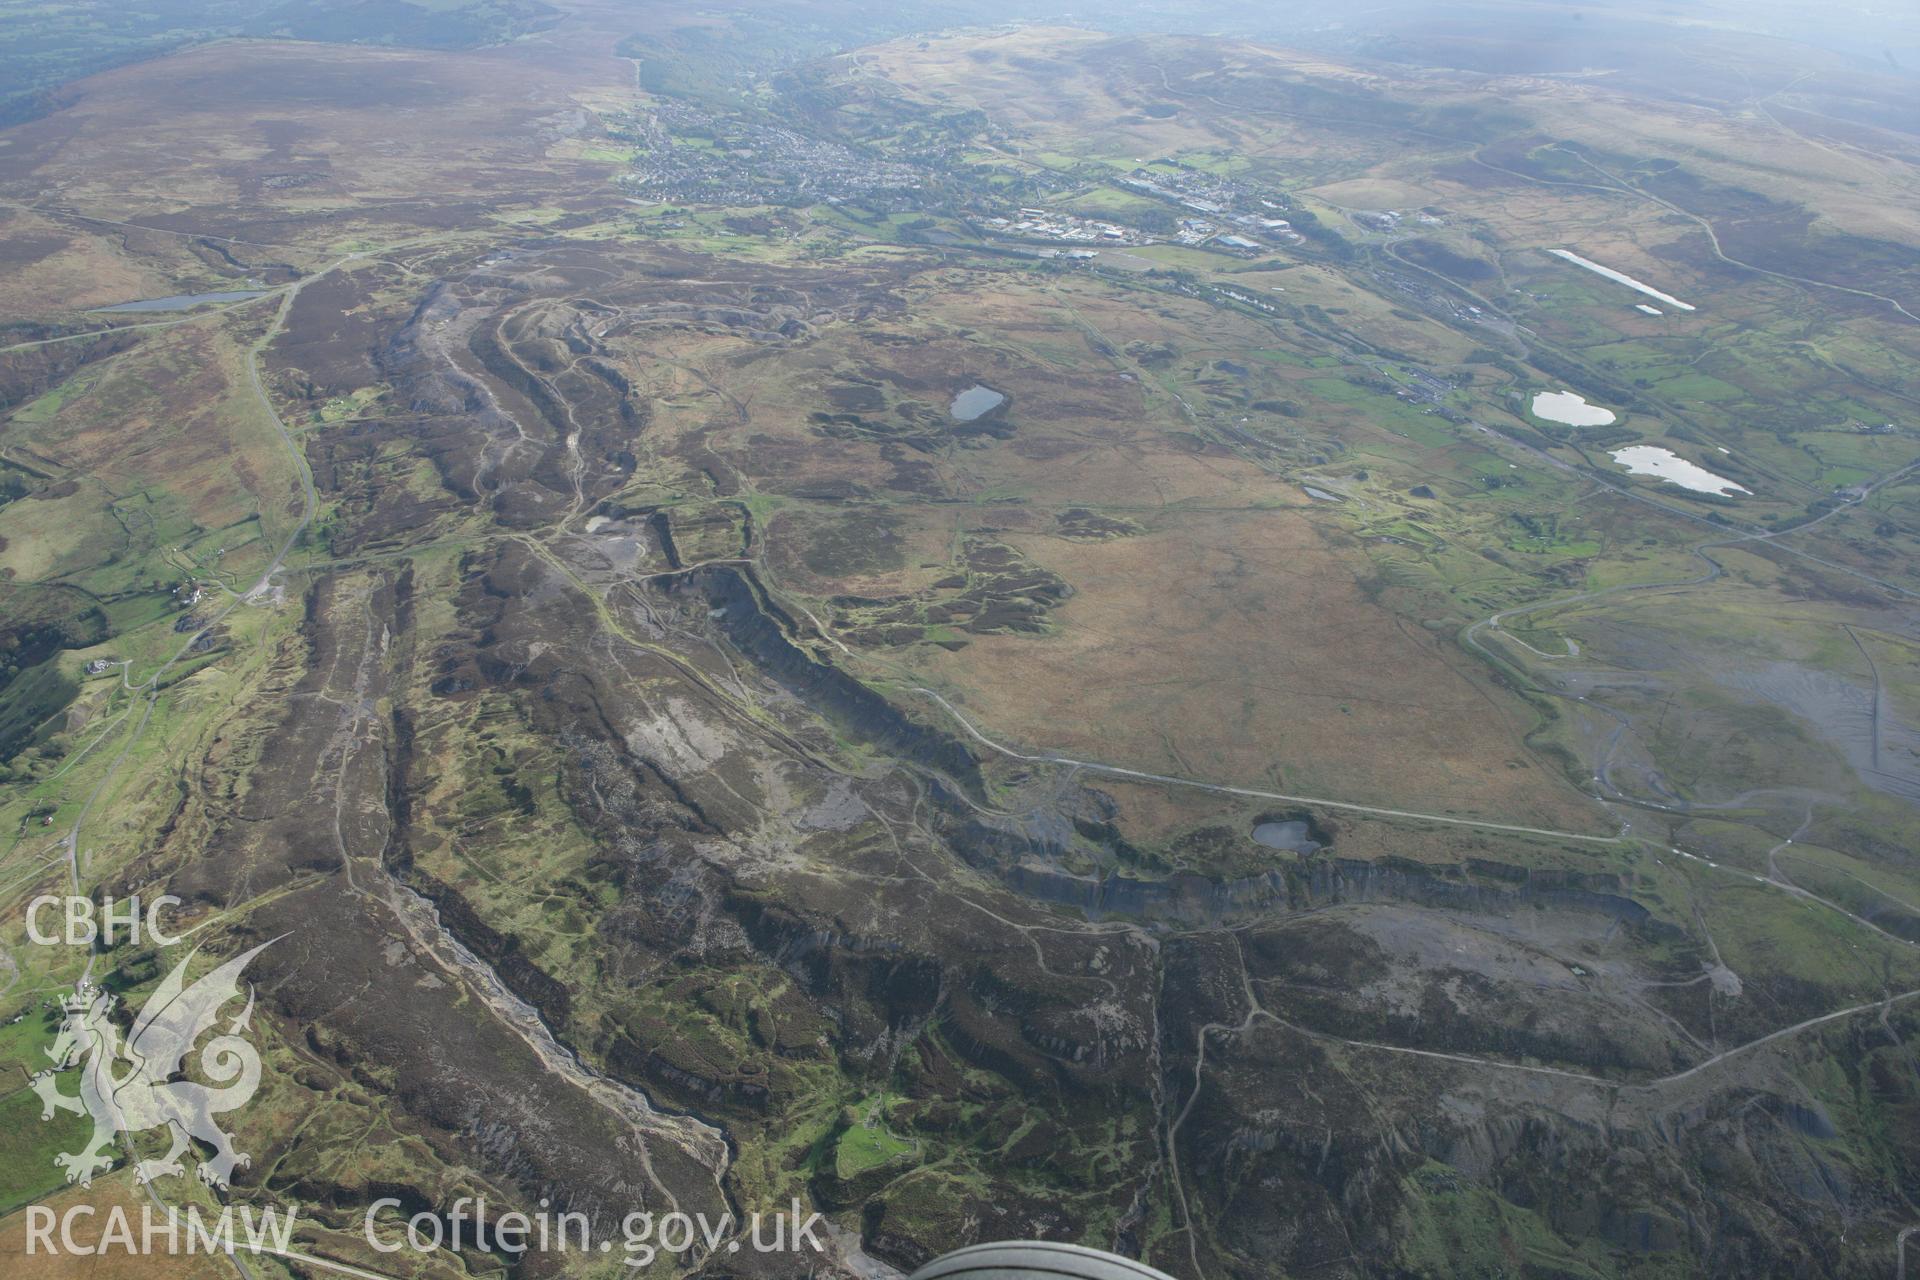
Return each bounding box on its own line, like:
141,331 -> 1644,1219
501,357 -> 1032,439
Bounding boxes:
1532,390 -> 1617,427
1610,445 -> 1750,495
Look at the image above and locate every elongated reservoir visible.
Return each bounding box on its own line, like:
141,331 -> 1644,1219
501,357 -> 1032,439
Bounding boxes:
92,290 -> 269,312
1548,249 -> 1696,312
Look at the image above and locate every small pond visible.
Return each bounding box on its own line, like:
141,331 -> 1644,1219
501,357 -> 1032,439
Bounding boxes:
950,385 -> 1006,421
1531,390 -> 1616,427
1252,820 -> 1321,853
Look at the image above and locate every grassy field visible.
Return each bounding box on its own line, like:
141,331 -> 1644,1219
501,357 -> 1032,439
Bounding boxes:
0,1081 -> 95,1215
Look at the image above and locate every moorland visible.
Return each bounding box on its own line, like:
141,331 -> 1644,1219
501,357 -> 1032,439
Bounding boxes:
2,2 -> 1919,1277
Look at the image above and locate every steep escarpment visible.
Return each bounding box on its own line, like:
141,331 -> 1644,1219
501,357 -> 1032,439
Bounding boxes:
668,563 -> 984,790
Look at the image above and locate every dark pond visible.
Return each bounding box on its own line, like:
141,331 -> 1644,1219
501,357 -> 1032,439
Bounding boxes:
1251,820 -> 1320,853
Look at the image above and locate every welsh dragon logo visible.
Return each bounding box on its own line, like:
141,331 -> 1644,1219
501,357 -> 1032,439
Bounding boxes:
31,940 -> 274,1189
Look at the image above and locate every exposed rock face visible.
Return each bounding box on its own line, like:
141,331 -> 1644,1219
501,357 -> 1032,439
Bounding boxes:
669,563 -> 984,788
